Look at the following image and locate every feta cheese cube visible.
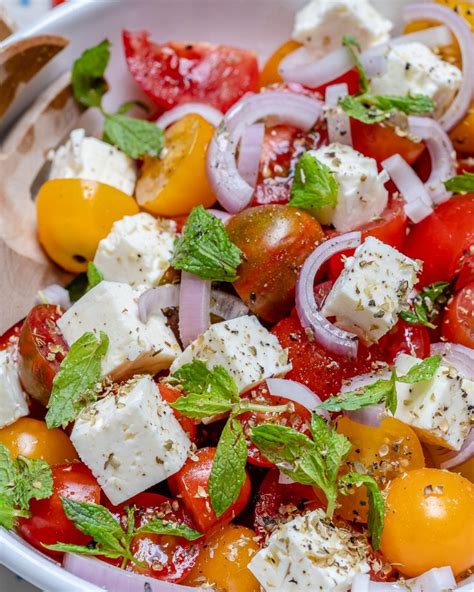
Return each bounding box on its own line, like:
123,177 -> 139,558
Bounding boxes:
57,281 -> 181,380
308,144 -> 389,232
322,237 -> 420,344
170,315 -> 291,393
0,347 -> 29,429
71,375 -> 190,505
49,129 -> 137,195
249,509 -> 370,592
370,43 -> 462,118
93,213 -> 176,289
292,0 -> 392,55
394,354 -> 474,451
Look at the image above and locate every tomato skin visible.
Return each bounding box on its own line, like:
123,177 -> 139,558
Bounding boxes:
158,383 -> 197,441
378,319 -> 431,364
404,195 -> 474,286
442,282 -> 474,348
18,463 -> 100,556
123,32 -> 259,112
227,205 -> 324,323
455,253 -> 474,291
0,322 -> 22,351
260,40 -> 301,87
168,447 -> 251,534
18,305 -> 68,406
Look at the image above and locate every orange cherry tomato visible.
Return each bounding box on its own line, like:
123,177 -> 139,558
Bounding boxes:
442,281 -> 474,348
158,383 -> 197,441
381,468 -> 474,577
450,103 -> 474,155
260,40 -> 301,87
0,418 -> 78,465
335,417 -> 425,523
183,524 -> 260,591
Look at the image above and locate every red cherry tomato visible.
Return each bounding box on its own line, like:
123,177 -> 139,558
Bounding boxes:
314,68 -> 361,98
404,195 -> 474,287
18,463 -> 100,556
378,320 -> 431,364
253,470 -> 321,543
105,493 -> 202,583
168,447 -> 251,534
0,321 -> 22,351
442,282 -> 474,348
18,305 -> 68,406
123,32 -> 259,112
158,383 -> 197,441
455,254 -> 474,292
237,384 -> 312,467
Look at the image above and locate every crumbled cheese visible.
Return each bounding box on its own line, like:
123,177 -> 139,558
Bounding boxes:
0,347 -> 28,429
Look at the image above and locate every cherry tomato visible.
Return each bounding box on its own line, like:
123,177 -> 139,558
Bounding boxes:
0,322 -> 22,351
455,253 -> 474,291
18,305 -> 68,406
378,319 -> 431,364
237,384 -> 312,467
168,447 -> 251,534
106,493 -> 201,583
404,195 -> 474,286
442,282 -> 474,348
260,40 -> 301,87
123,32 -> 259,112
158,383 -> 197,441
380,468 -> 474,577
227,205 -> 324,323
335,417 -> 425,523
0,418 -> 78,465
351,119 -> 425,165
253,470 -> 321,542
18,463 -> 100,555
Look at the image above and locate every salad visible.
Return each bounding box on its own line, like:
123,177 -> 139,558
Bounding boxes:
1,0 -> 474,591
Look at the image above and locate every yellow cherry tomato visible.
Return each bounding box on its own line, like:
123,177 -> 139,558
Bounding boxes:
381,468 -> 474,577
454,456 -> 474,482
183,524 -> 260,592
36,179 -> 139,273
260,39 -> 301,87
136,113 -> 216,217
0,418 -> 78,465
449,103 -> 474,155
335,417 -> 425,523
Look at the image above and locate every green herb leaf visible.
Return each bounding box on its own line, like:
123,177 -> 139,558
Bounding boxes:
71,39 -> 111,108
340,93 -> 434,124
66,273 -> 89,303
135,518 -> 202,540
396,355 -> 441,384
46,331 -> 109,429
339,95 -> 388,124
444,171 -> 474,194
116,100 -> 150,116
171,360 -> 239,402
342,35 -> 369,93
339,472 -> 385,550
171,394 -> 234,420
400,281 -> 452,329
87,262 -> 103,291
289,152 -> 339,215
171,206 -> 243,282
103,113 -> 164,159
44,543 -> 124,557
317,379 -> 395,412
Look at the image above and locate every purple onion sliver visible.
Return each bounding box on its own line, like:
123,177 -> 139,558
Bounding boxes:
266,377 -> 329,420
438,428 -> 474,469
325,83 -> 352,146
137,285 -> 179,324
178,272 -> 211,348
156,102 -> 223,129
34,284 -> 71,310
237,123 -> 265,187
430,342 -> 474,380
280,46 -> 353,89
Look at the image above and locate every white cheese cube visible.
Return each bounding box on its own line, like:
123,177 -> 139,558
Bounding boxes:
71,375 -> 190,505
49,129 -> 137,195
394,354 -> 474,451
248,508 -> 370,592
308,144 -> 389,232
322,237 -> 420,344
170,315 -> 291,393
292,0 -> 392,55
0,348 -> 29,429
370,43 -> 462,118
93,213 -> 176,289
57,281 -> 181,380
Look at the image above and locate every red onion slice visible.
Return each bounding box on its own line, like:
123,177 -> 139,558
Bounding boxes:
156,102 -> 223,129
210,290 -> 249,320
206,208 -> 232,223
325,83 -> 352,146
408,116 -> 456,205
138,284 -> 180,323
35,284 -> 71,310
237,123 -> 265,187
296,233 -> 361,358
381,154 -> 433,223
352,567 -> 456,591
207,91 -> 323,213
280,46 -> 353,89
266,378 -> 330,420
178,272 -> 211,348
437,428 -> 474,469
64,554 -> 199,592
403,3 -> 474,131
431,342 -> 474,380
341,370 -> 391,427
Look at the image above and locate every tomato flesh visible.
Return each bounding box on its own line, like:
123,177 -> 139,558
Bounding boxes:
378,319 -> 431,364
158,383 -> 197,441
442,281 -> 474,348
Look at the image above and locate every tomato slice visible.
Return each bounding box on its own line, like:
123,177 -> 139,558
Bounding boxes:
168,447 -> 251,534
378,320 -> 431,364
442,281 -> 474,348
0,321 -> 22,351
123,32 -> 259,112
17,305 -> 68,406
237,384 -> 312,467
455,253 -> 474,292
105,492 -> 202,583
158,383 -> 197,441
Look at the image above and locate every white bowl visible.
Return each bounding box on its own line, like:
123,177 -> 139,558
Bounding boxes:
0,1 -> 412,590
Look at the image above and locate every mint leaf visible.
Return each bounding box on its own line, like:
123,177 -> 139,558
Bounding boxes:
171,360 -> 239,402
317,379 -> 394,412
46,331 -> 109,429
396,355 -> 441,384
171,206 -> 243,282
103,113 -> 164,159
289,152 -> 339,215
87,262 -> 103,290
444,171 -> 474,194
0,444 -> 16,502
340,93 -> 434,124
339,472 -> 385,550
72,39 -> 111,108
116,100 -> 150,116
136,518 -> 202,540
339,95 -> 388,124
209,417 -> 248,517
171,394 -> 234,420
400,281 -> 452,329
44,543 -> 124,558
342,35 -> 369,93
